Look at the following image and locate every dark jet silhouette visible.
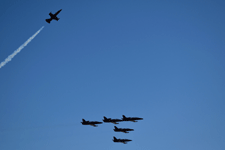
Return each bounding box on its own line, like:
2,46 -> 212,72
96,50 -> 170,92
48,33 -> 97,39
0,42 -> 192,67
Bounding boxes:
113,126 -> 134,133
113,136 -> 132,144
46,9 -> 62,23
103,116 -> 122,124
81,119 -> 102,127
122,115 -> 143,122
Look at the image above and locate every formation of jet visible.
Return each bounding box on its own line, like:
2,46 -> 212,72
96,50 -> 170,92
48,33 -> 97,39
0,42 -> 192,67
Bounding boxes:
103,116 -> 122,124
113,126 -> 134,133
113,136 -> 132,144
46,9 -> 62,23
81,115 -> 143,144
81,119 -> 102,127
122,115 -> 143,122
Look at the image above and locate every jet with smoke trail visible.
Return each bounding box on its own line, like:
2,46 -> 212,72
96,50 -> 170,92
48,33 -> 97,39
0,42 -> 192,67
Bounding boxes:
0,26 -> 44,69
46,9 -> 62,23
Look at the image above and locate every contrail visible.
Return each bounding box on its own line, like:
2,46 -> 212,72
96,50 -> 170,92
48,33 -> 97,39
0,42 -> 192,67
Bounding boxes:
0,26 -> 44,69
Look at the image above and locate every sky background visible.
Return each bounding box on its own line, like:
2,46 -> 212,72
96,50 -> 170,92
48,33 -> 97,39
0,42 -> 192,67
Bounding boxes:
0,0 -> 225,150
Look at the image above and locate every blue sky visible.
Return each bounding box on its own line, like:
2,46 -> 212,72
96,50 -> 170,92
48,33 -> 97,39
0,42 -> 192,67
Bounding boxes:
0,0 -> 225,150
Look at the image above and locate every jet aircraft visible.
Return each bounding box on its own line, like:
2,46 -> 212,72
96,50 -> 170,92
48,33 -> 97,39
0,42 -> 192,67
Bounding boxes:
113,136 -> 132,144
113,126 -> 134,133
81,119 -> 102,127
46,9 -> 62,23
103,116 -> 122,124
122,115 -> 143,122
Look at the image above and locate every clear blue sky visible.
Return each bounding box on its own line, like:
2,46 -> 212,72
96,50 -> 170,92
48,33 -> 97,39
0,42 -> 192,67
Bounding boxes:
0,0 -> 225,150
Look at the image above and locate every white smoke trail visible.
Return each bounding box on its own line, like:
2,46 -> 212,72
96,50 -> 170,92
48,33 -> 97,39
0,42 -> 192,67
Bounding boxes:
0,26 -> 44,69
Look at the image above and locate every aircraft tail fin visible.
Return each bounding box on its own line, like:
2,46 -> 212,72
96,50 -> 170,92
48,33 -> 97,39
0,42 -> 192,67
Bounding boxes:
45,18 -> 52,23
82,119 -> 85,122
103,116 -> 107,119
114,126 -> 118,129
122,115 -> 126,119
113,136 -> 117,140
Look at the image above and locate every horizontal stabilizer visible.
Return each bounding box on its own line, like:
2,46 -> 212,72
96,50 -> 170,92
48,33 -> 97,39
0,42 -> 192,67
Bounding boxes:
46,18 -> 52,23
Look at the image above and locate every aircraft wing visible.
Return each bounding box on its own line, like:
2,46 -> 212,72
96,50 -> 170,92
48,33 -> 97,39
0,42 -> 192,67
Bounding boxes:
49,12 -> 53,17
90,124 -> 97,127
